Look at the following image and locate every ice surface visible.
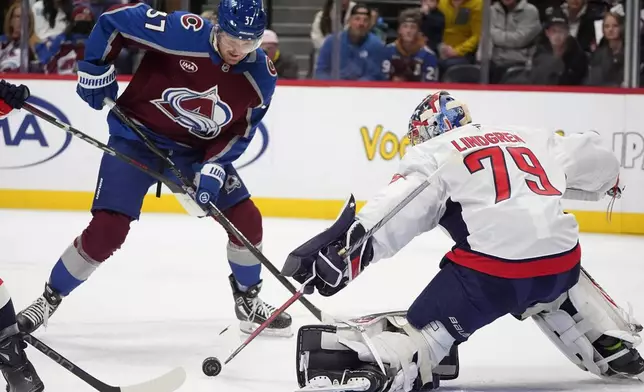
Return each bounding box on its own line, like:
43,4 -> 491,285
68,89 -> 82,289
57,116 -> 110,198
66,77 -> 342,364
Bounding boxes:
0,209 -> 643,391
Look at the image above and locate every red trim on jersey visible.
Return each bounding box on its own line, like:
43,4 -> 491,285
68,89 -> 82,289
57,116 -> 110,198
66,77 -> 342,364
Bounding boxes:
446,244 -> 581,279
0,278 -> 3,285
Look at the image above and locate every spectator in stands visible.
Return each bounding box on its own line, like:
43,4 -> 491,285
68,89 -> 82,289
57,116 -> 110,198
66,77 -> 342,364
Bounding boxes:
35,4 -> 93,74
311,0 -> 356,53
32,0 -> 72,40
201,9 -> 218,25
437,0 -> 482,70
587,12 -> 624,86
529,0 -> 561,22
529,11 -> 588,85
420,0 -> 445,53
315,3 -> 384,81
261,29 -> 299,79
0,2 -> 38,72
487,0 -> 541,84
545,0 -> 600,53
369,7 -> 388,43
382,8 -> 438,82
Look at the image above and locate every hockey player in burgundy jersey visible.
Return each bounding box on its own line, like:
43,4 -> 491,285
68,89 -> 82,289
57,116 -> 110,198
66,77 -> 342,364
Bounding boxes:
283,92 -> 643,391
11,0 -> 293,337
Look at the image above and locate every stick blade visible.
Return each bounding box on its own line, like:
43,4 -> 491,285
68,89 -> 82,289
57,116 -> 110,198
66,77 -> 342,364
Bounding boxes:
120,367 -> 186,392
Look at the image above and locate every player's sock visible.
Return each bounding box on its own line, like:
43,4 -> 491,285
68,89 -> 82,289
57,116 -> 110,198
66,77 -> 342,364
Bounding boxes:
49,238 -> 99,296
228,274 -> 292,337
227,241 -> 261,292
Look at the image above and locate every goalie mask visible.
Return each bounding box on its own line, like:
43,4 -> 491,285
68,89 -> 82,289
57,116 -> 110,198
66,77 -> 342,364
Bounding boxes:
407,91 -> 471,146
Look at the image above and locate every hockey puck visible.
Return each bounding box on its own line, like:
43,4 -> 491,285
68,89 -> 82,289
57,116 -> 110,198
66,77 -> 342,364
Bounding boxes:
202,357 -> 222,377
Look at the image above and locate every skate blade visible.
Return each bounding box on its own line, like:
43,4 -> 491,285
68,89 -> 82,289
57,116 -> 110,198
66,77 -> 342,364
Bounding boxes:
239,321 -> 293,338
296,379 -> 371,392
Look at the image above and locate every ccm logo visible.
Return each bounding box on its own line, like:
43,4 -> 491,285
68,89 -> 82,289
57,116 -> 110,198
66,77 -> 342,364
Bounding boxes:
179,59 -> 198,73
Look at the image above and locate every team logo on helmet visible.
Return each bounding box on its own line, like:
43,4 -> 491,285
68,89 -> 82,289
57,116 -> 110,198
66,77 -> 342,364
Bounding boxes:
153,86 -> 233,140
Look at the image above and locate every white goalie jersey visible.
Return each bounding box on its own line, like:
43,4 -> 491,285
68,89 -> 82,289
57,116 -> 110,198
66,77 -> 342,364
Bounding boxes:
356,125 -> 620,279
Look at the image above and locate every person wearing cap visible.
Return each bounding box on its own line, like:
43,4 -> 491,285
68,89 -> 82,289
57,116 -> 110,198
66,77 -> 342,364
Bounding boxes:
486,0 -> 541,84
35,4 -> 94,74
315,2 -> 385,81
381,8 -> 438,82
260,29 -> 299,79
548,0 -> 601,54
529,10 -> 587,85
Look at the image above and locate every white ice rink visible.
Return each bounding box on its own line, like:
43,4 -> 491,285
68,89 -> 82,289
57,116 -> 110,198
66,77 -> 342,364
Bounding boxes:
1,209 -> 643,392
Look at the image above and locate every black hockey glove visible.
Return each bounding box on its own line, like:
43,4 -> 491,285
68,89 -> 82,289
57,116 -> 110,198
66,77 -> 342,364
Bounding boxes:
282,195 -> 374,296
314,221 -> 374,296
0,80 -> 29,109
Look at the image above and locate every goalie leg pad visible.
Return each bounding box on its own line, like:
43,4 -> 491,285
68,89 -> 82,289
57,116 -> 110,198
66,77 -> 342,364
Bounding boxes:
533,309 -> 606,375
296,312 -> 455,392
296,325 -> 391,392
529,268 -> 643,379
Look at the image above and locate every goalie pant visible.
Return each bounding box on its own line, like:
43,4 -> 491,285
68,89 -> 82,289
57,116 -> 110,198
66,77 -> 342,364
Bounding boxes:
294,258 -> 583,391
405,252 -> 581,345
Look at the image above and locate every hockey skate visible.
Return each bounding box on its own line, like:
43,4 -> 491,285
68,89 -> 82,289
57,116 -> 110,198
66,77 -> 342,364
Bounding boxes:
228,274 -> 292,337
595,335 -> 644,381
16,283 -> 63,334
0,335 -> 44,392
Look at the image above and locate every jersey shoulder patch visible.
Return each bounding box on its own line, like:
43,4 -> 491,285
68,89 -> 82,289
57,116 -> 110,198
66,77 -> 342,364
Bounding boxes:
178,13 -> 205,31
239,49 -> 277,106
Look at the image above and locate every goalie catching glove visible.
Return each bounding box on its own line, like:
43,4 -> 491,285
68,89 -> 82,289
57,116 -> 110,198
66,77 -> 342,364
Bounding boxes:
282,196 -> 374,296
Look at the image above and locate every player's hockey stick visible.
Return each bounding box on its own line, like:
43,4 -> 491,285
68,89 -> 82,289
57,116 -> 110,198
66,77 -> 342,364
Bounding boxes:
18,100 -> 325,322
23,334 -> 186,392
102,99 -> 327,321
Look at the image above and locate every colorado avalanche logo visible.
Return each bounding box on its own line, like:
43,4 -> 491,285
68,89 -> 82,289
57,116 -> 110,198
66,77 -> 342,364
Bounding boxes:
152,86 -> 233,140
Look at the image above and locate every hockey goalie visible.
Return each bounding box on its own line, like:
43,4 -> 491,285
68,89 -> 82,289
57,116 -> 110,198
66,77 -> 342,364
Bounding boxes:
282,91 -> 644,391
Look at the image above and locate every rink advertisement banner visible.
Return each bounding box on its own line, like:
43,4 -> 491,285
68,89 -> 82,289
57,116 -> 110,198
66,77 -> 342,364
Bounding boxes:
0,79 -> 642,234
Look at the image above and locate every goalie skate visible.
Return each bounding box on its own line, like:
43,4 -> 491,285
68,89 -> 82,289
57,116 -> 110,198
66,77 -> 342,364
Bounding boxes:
298,367 -> 388,392
229,275 -> 293,337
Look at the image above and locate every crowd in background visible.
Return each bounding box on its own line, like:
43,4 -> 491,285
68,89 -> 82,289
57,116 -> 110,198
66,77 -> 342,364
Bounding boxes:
0,0 -> 640,87
308,0 -> 644,86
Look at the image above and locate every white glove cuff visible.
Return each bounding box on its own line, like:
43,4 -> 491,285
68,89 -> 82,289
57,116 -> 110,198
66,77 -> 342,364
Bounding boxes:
78,64 -> 116,89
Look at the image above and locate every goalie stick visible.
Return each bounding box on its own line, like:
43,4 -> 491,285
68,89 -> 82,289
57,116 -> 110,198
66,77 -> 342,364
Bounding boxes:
339,153 -> 460,258
102,99 -> 329,322
23,334 -> 186,392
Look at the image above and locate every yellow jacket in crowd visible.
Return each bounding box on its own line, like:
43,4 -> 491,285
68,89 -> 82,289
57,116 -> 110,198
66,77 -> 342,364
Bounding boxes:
438,0 -> 483,56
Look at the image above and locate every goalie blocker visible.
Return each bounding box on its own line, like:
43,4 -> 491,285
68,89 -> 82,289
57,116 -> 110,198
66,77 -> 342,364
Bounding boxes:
295,312 -> 459,392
